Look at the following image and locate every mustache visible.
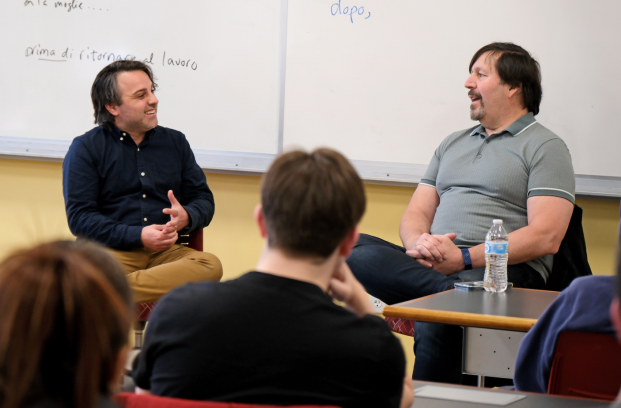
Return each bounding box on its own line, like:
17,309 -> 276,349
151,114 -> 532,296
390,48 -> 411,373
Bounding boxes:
468,90 -> 481,99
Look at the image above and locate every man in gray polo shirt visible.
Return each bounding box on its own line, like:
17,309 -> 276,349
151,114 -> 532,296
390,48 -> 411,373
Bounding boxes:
347,42 -> 575,385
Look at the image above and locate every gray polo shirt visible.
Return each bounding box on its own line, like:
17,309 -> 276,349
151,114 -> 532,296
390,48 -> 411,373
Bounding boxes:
420,113 -> 575,281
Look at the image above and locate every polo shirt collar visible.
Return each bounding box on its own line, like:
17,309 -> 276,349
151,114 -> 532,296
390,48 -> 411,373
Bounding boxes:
469,112 -> 537,137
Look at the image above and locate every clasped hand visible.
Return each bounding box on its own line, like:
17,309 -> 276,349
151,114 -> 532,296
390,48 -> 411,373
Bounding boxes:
141,191 -> 189,252
406,232 -> 463,275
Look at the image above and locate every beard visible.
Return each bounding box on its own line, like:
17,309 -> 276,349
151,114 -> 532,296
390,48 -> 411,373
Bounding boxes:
470,100 -> 484,121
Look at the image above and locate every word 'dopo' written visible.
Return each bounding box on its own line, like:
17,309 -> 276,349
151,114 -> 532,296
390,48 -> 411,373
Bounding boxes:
331,0 -> 370,23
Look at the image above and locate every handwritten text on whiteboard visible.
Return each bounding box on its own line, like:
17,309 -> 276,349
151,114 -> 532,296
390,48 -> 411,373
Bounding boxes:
331,0 -> 370,23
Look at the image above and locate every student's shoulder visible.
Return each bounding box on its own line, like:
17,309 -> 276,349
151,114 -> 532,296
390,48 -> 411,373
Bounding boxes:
326,307 -> 402,350
156,273 -> 257,311
564,275 -> 615,297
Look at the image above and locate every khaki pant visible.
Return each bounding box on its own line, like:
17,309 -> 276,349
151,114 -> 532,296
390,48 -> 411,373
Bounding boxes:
110,245 -> 223,303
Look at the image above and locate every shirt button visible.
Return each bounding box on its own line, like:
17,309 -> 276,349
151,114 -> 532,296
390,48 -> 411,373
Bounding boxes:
144,218 -> 147,221
477,154 -> 482,159
137,148 -> 140,152
123,133 -> 127,136
141,172 -> 145,176
120,137 -> 123,141
142,194 -> 146,198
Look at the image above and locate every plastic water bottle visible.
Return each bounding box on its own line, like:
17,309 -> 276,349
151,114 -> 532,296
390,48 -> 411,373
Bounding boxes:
484,219 -> 509,293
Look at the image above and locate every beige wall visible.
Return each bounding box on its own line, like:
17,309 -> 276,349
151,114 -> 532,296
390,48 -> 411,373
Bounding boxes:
1,157 -> 619,373
2,158 -> 618,276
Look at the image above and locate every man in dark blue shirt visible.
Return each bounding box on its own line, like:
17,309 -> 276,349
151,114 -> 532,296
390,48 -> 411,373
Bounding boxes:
63,60 -> 222,303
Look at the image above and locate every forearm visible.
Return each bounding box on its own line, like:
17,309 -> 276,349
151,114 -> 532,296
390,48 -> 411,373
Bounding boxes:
345,282 -> 375,317
67,209 -> 143,250
399,185 -> 440,250
400,377 -> 414,408
507,224 -> 564,264
399,211 -> 432,250
467,224 -> 565,269
183,198 -> 214,232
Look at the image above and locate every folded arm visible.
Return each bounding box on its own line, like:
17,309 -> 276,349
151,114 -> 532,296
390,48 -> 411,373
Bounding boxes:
466,195 -> 574,268
419,195 -> 574,275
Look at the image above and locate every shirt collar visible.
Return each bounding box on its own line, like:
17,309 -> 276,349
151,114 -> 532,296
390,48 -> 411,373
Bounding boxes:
109,125 -> 157,143
469,112 -> 537,137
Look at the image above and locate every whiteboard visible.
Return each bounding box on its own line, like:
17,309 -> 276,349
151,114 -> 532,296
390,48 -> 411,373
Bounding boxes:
283,0 -> 621,179
0,0 -> 284,155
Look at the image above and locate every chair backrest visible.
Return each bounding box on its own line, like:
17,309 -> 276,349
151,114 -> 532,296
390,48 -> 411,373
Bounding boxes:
547,331 -> 621,401
114,393 -> 341,408
180,230 -> 204,252
546,204 -> 592,292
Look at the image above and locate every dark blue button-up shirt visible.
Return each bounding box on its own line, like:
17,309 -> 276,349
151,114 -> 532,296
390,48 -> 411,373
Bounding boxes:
63,125 -> 214,250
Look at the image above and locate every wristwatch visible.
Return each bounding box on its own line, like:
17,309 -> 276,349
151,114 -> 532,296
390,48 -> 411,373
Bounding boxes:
461,248 -> 472,270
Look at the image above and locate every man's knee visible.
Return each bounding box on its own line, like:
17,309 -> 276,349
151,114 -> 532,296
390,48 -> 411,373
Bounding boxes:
191,251 -> 223,282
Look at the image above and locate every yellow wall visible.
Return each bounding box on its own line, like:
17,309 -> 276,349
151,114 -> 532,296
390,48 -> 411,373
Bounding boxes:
1,157 -> 619,374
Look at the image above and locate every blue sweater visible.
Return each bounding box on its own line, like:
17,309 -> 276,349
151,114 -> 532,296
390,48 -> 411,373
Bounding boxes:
514,275 -> 616,393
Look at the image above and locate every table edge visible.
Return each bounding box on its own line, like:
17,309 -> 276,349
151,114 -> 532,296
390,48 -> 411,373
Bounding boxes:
383,307 -> 537,332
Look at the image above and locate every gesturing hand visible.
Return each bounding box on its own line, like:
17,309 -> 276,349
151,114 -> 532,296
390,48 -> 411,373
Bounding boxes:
141,223 -> 178,252
162,190 -> 189,231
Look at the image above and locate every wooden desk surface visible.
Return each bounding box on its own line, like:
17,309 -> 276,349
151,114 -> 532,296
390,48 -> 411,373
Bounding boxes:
411,381 -> 610,407
384,288 -> 559,332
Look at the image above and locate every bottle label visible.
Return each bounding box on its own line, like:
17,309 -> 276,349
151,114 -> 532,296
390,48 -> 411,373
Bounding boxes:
485,242 -> 508,255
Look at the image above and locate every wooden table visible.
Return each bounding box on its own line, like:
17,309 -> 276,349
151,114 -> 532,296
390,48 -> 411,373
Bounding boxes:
384,288 -> 559,383
410,381 -> 609,407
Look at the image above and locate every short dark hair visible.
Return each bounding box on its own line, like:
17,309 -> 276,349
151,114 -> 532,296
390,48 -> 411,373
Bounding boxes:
469,42 -> 542,115
91,60 -> 157,128
260,148 -> 366,259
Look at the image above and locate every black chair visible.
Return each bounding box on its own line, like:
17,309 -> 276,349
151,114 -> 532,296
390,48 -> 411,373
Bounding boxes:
545,204 -> 592,292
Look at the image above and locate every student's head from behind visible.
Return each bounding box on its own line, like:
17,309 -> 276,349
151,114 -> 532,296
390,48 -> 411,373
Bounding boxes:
91,60 -> 159,132
0,240 -> 133,408
257,148 -> 366,260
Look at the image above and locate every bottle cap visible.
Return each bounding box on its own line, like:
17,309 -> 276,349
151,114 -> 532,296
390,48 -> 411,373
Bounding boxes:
493,219 -> 503,225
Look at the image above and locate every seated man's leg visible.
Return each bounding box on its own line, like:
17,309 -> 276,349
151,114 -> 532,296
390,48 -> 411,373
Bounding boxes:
123,245 -> 223,303
413,322 -> 465,383
413,263 -> 545,384
347,233 -> 459,305
110,247 -> 151,274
